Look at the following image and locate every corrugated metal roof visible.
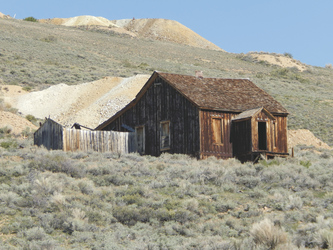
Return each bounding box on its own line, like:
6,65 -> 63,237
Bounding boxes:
157,72 -> 288,114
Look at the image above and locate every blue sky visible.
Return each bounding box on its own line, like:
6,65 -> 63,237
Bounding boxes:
2,0 -> 332,67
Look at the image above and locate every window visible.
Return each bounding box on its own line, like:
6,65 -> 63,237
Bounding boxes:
160,121 -> 170,150
135,126 -> 145,154
212,118 -> 223,145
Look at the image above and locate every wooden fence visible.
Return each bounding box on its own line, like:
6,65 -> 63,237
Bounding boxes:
63,128 -> 136,153
34,119 -> 137,154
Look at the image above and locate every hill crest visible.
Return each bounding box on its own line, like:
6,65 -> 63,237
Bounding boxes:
39,16 -> 223,51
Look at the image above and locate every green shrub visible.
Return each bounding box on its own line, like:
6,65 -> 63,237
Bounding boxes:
0,139 -> 17,149
300,160 -> 311,168
22,86 -> 32,92
284,52 -> 293,58
25,114 -> 37,124
23,17 -> 38,22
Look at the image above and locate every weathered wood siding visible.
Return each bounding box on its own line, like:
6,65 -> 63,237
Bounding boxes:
200,110 -> 235,159
251,111 -> 273,152
252,114 -> 288,154
273,115 -> 288,153
232,113 -> 288,161
34,119 -> 63,150
102,76 -> 201,157
63,129 -> 136,153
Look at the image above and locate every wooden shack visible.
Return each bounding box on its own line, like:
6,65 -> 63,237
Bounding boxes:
96,71 -> 289,161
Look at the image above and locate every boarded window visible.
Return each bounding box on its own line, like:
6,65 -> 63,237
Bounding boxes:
160,121 -> 170,150
135,126 -> 145,154
212,118 -> 223,144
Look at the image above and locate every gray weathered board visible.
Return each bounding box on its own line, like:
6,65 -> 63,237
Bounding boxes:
34,119 -> 136,153
63,129 -> 136,153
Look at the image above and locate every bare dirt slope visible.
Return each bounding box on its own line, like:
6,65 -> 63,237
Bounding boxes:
4,75 -> 150,129
114,18 -> 223,51
0,12 -> 12,19
288,129 -> 331,150
40,15 -> 118,27
248,52 -> 307,71
40,16 -> 222,51
0,111 -> 37,135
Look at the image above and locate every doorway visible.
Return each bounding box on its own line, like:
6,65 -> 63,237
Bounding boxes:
258,122 -> 267,150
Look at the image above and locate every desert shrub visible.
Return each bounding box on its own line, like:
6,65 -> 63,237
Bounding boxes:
23,17 -> 38,22
284,52 -> 293,58
300,160 -> 311,168
325,63 -> 333,69
40,35 -> 57,43
250,218 -> 288,249
20,227 -> 47,241
25,114 -> 37,124
285,195 -> 303,210
0,126 -> 12,136
112,205 -> 153,226
21,127 -> 33,138
22,86 -> 32,92
26,239 -> 59,250
315,229 -> 333,249
28,152 -> 87,178
0,139 -> 18,150
78,180 -> 95,195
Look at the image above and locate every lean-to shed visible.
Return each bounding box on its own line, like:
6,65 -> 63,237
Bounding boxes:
96,71 -> 289,161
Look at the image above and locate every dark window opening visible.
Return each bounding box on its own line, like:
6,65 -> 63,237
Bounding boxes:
258,122 -> 267,150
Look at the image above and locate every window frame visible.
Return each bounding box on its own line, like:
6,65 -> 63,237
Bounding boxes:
212,117 -> 224,145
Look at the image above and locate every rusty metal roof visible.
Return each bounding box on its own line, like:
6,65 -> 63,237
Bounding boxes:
157,72 -> 288,114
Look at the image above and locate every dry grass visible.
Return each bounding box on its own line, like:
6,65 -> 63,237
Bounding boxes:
251,218 -> 288,249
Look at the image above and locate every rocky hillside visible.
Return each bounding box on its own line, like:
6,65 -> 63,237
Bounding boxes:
40,16 -> 222,51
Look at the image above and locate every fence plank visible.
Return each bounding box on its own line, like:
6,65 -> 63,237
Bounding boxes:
37,127 -> 137,154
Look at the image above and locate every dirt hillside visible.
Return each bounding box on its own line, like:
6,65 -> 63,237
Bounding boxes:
40,15 -> 118,27
0,12 -> 12,19
288,129 -> 331,150
114,18 -> 223,51
4,75 -> 150,129
0,111 -> 37,135
40,16 -> 222,51
248,52 -> 307,71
